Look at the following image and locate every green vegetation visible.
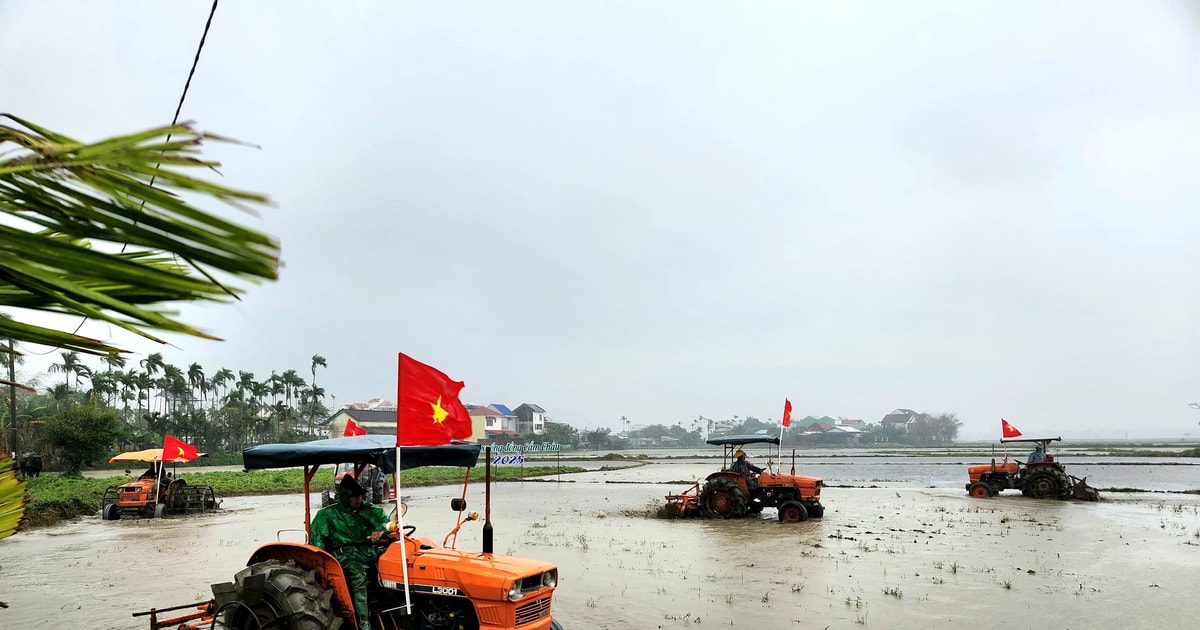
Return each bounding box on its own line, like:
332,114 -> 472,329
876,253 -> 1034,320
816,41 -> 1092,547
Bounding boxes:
39,405 -> 127,476
0,116 -> 278,357
22,465 -> 583,529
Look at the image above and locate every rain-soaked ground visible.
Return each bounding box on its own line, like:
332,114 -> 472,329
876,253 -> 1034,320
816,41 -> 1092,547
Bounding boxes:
3,456 -> 1199,629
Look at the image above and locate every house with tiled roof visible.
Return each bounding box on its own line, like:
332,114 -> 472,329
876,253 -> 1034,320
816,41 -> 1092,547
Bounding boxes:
880,408 -> 919,427
513,403 -> 547,435
471,405 -> 519,438
326,406 -> 486,442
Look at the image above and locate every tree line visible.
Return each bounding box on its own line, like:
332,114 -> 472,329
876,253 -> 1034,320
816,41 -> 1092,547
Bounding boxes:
529,411 -> 963,451
2,350 -> 331,474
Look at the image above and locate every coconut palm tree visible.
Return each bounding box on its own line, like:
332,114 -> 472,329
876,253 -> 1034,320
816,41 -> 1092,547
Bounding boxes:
210,368 -> 234,409
47,351 -> 90,399
187,362 -> 206,409
0,116 -> 279,357
309,354 -> 326,434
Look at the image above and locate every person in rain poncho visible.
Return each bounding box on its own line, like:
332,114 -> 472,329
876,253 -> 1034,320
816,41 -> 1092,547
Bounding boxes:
310,474 -> 392,630
730,449 -> 763,490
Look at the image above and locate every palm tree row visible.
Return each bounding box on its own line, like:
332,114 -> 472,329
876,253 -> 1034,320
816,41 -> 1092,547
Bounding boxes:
40,351 -> 331,453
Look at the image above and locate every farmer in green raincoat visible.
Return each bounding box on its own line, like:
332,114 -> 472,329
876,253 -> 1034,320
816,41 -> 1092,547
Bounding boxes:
311,474 -> 392,630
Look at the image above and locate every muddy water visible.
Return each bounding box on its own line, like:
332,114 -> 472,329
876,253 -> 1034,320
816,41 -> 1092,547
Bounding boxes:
3,462 -> 1200,629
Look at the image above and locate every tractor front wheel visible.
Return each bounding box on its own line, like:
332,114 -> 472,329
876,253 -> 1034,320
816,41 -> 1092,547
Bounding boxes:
778,501 -> 809,523
219,559 -> 343,630
154,503 -> 166,519
700,478 -> 748,519
807,503 -> 825,518
968,482 -> 992,498
102,504 -> 120,520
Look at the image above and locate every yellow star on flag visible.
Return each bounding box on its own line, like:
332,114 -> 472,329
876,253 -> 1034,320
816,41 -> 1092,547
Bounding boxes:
175,447 -> 185,458
429,396 -> 449,424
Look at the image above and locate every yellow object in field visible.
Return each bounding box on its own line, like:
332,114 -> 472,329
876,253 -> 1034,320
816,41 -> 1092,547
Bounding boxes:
0,455 -> 29,540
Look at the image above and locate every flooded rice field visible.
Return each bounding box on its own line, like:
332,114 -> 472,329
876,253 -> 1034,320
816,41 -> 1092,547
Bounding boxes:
2,456 -> 1199,628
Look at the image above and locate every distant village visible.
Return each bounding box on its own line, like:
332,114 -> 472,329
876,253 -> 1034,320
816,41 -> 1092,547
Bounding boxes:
328,400 -> 962,449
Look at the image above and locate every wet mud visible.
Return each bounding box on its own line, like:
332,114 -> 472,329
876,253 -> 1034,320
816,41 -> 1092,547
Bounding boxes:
2,460 -> 1199,628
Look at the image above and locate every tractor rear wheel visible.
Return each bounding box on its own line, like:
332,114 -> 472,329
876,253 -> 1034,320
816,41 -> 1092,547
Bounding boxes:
968,482 -> 992,498
700,478 -> 748,519
1023,470 -> 1066,499
220,559 -> 343,630
370,470 -> 388,505
778,501 -> 809,523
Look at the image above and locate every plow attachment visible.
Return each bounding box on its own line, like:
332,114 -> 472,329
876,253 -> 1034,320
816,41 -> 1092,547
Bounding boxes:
167,482 -> 218,513
663,482 -> 703,518
1071,476 -> 1100,501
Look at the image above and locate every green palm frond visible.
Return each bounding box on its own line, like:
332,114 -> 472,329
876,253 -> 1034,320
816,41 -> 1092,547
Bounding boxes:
0,114 -> 280,355
0,456 -> 28,540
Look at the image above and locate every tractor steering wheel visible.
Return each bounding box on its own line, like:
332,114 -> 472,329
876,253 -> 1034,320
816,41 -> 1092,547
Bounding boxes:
402,524 -> 416,537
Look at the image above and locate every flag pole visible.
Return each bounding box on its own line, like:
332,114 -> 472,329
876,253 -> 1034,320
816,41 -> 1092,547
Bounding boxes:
395,440 -> 411,614
396,354 -> 412,615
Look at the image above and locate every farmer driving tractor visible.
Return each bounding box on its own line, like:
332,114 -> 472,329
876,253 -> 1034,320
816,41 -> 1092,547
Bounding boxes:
730,449 -> 763,490
310,475 -> 395,630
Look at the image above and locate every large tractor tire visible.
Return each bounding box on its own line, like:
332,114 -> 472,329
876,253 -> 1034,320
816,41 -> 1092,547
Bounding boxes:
219,559 -> 343,630
370,469 -> 388,505
778,501 -> 809,523
1023,469 -> 1068,500
700,477 -> 748,519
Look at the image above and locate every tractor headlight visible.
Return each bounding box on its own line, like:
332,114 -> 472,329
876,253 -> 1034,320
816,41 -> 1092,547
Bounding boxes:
507,582 -> 522,601
542,570 -> 558,588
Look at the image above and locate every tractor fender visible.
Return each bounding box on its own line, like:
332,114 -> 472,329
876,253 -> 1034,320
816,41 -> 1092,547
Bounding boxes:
244,542 -> 355,620
705,471 -> 750,495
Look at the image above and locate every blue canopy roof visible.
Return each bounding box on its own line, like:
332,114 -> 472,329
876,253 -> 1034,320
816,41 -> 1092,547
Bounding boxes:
242,435 -> 481,473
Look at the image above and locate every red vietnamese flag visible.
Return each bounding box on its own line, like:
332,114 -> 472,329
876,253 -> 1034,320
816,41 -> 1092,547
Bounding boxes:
163,434 -> 199,462
1001,418 -> 1022,439
343,419 -> 367,437
396,353 -> 472,446
782,399 -> 793,427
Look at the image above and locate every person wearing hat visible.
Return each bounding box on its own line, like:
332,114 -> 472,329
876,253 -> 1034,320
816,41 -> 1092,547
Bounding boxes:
311,473 -> 393,630
730,449 -> 763,490
1027,443 -> 1046,464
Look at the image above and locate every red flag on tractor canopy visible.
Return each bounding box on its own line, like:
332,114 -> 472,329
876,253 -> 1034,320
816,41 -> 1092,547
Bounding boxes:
396,353 -> 472,446
162,434 -> 199,462
343,419 -> 367,437
1001,418 -> 1022,438
782,399 -> 793,427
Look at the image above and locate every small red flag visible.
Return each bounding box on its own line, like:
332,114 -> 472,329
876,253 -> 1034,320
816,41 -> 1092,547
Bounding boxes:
1001,418 -> 1022,438
397,353 -> 472,446
162,434 -> 199,462
343,419 -> 367,437
782,399 -> 793,427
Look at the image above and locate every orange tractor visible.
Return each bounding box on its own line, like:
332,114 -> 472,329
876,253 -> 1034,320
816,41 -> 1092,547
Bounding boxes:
101,449 -> 217,520
966,436 -> 1099,501
134,435 -> 563,630
665,436 -> 825,522
321,462 -> 393,507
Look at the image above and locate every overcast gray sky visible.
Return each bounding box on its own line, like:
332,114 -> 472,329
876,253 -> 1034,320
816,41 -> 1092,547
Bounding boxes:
4,1 -> 1199,440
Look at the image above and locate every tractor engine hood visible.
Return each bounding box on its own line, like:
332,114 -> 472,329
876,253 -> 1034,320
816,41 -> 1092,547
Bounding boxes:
378,545 -> 558,601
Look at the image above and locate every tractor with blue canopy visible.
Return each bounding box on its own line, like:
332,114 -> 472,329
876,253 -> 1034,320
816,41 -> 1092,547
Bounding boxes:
134,435 -> 563,630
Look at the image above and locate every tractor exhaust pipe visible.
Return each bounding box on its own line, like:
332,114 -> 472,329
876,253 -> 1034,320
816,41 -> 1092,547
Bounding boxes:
483,446 -> 493,554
